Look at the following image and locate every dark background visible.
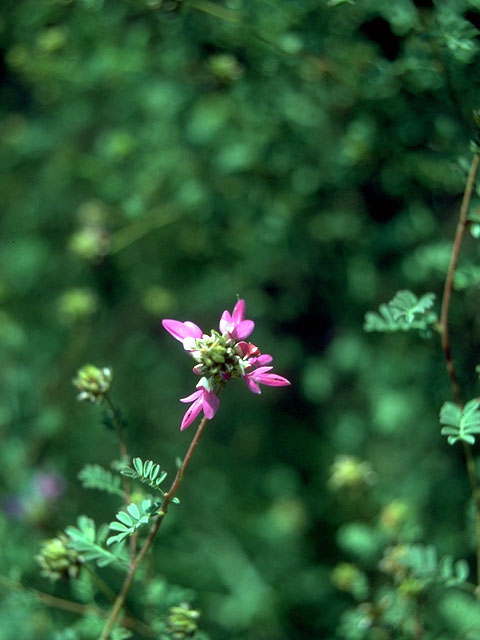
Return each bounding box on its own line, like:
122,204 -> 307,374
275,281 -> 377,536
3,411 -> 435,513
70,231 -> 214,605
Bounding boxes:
1,0 -> 480,638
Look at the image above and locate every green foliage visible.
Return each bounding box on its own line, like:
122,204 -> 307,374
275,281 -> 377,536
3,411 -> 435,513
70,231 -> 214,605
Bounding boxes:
52,616 -> 104,640
327,0 -> 355,6
400,544 -> 470,587
111,628 -> 132,640
121,457 -> 168,492
440,398 -> 480,445
78,464 -> 123,497
65,516 -> 127,568
2,0 -> 480,637
436,9 -> 479,63
364,290 -> 437,333
107,499 -> 155,546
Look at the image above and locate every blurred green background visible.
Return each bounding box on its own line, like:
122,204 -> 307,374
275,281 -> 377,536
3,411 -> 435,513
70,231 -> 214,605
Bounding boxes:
2,0 -> 480,638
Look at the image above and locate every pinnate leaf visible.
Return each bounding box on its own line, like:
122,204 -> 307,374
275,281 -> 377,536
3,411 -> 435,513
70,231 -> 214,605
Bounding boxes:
107,499 -> 155,546
364,290 -> 437,333
65,516 -> 126,568
78,464 -> 123,497
440,398 -> 480,445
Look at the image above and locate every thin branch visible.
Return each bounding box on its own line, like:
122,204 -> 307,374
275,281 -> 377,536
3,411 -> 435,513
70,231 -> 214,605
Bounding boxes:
105,394 -> 137,563
440,153 -> 479,406
440,151 -> 480,584
105,395 -> 129,464
98,414 -> 209,640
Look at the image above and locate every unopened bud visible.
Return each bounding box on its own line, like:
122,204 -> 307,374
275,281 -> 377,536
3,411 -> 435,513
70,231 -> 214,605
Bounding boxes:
36,534 -> 82,581
166,603 -> 200,638
73,364 -> 112,404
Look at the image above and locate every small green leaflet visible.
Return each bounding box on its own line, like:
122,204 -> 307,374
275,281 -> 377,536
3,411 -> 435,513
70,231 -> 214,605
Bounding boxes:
78,464 -> 123,497
121,457 -> 168,493
107,499 -> 155,546
440,398 -> 480,445
65,516 -> 126,568
400,543 -> 469,587
389,290 -> 435,323
364,290 -> 437,333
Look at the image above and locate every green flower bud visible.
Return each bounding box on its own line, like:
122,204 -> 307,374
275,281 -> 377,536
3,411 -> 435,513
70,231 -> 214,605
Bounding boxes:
379,500 -> 410,532
328,455 -> 377,491
58,288 -> 99,324
166,603 -> 200,638
331,562 -> 369,599
36,534 -> 82,581
68,227 -> 110,262
208,53 -> 244,84
190,331 -> 244,382
73,364 -> 112,403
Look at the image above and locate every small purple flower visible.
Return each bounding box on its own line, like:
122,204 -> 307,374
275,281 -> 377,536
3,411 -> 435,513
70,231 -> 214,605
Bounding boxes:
163,299 -> 290,430
34,472 -> 65,500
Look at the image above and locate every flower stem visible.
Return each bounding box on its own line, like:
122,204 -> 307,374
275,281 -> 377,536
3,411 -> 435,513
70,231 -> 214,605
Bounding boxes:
440,151 -> 480,584
105,394 -> 136,562
440,153 -> 479,406
105,394 -> 129,464
98,415 -> 209,640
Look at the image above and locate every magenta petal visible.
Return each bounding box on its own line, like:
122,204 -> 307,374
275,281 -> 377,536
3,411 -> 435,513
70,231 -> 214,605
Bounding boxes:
180,397 -> 203,430
255,372 -> 291,387
255,354 -> 273,365
244,375 -> 262,394
234,319 -> 255,339
183,321 -> 204,338
180,389 -> 203,403
235,341 -> 249,356
202,391 -> 220,419
250,366 -> 273,376
162,319 -> 203,342
232,299 -> 246,323
219,310 -> 233,334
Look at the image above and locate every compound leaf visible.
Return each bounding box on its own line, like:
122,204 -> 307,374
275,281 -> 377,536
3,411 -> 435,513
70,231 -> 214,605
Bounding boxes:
65,516 -> 126,568
107,499 -> 155,546
400,543 -> 469,587
78,464 -> 123,497
121,457 -> 168,493
440,398 -> 480,445
364,290 -> 437,334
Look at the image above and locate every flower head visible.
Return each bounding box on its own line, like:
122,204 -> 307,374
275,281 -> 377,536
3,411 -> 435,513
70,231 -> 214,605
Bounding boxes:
73,364 -> 112,404
163,299 -> 290,429
36,534 -> 82,581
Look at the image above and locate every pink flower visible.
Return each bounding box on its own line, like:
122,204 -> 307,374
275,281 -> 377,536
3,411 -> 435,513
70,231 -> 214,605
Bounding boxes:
179,380 -> 220,431
163,299 -> 290,430
219,299 -> 254,340
243,366 -> 291,395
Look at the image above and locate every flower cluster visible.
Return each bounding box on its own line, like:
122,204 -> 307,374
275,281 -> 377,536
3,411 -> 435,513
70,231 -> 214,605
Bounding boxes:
162,300 -> 290,430
73,364 -> 113,404
36,533 -> 83,581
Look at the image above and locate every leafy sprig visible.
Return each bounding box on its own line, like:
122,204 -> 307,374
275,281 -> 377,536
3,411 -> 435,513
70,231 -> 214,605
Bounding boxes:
440,398 -> 480,445
400,544 -> 469,587
78,464 -> 124,497
107,500 -> 157,546
364,290 -> 437,333
65,516 -> 127,568
121,458 -> 178,504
